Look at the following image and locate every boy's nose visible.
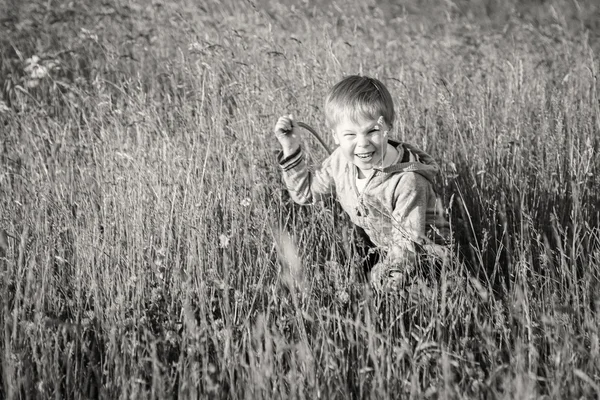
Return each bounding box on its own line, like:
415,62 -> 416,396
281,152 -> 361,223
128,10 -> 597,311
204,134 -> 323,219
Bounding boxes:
357,135 -> 370,147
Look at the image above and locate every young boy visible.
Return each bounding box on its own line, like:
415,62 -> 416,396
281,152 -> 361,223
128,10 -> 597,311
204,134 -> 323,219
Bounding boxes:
274,75 -> 449,291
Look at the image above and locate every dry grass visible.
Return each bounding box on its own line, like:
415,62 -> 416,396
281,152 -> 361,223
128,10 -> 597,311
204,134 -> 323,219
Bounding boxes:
1,0 -> 599,398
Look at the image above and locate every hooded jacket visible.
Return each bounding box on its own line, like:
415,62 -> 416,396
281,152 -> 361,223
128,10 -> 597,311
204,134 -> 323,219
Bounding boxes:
278,140 -> 449,267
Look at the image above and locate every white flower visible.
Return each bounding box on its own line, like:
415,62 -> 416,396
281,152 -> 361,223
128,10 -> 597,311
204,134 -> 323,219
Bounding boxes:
79,28 -> 98,41
23,55 -> 50,81
188,42 -> 203,52
336,290 -> 349,304
30,64 -> 48,79
218,234 -> 230,248
25,55 -> 40,66
240,197 -> 251,207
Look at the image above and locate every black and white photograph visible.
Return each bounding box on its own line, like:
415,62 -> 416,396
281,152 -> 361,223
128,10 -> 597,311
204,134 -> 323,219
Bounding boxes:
1,0 -> 599,398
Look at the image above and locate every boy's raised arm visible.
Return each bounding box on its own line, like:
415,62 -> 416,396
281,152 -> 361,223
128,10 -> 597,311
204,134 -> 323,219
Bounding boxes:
274,115 -> 334,204
277,144 -> 335,205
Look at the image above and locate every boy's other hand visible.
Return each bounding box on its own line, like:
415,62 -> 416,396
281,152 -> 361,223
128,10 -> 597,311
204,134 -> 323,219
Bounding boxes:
274,114 -> 300,157
371,263 -> 401,292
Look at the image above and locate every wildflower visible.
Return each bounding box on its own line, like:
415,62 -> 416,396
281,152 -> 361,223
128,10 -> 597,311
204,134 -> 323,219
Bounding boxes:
30,64 -> 48,79
188,42 -> 203,53
336,289 -> 349,304
25,55 -> 40,66
218,234 -> 230,248
234,290 -> 243,304
24,56 -> 48,79
240,197 -> 251,207
79,28 -> 98,41
23,55 -> 54,88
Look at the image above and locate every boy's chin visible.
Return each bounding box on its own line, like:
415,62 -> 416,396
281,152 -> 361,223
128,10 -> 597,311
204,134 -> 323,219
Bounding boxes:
355,162 -> 373,170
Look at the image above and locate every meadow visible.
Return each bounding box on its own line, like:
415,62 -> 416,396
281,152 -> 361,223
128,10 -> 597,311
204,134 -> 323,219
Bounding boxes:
1,0 -> 600,398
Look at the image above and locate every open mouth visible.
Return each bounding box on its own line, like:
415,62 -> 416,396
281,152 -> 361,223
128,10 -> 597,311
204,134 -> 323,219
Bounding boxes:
355,152 -> 375,161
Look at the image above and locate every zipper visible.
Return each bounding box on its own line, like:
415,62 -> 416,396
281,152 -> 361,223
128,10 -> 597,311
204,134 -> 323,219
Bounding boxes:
353,167 -> 378,217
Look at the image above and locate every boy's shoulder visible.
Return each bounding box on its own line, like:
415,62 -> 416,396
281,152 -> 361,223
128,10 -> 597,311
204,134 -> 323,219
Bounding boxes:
384,142 -> 438,173
381,141 -> 441,191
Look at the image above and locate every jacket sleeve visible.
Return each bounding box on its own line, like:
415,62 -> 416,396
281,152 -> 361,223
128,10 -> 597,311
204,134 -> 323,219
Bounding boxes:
277,147 -> 334,205
385,172 -> 432,267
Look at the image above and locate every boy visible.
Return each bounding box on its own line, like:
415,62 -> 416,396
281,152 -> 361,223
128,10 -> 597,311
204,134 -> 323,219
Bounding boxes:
274,75 -> 449,291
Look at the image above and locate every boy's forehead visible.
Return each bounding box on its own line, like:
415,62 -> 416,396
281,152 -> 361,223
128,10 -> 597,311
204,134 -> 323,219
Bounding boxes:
335,109 -> 373,121
334,116 -> 379,131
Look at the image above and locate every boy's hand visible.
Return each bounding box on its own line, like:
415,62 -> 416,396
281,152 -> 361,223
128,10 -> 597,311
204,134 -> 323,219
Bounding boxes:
370,263 -> 405,292
274,114 -> 300,157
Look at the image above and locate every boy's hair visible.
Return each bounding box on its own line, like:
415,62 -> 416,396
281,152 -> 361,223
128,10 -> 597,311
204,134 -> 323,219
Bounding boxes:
324,75 -> 395,129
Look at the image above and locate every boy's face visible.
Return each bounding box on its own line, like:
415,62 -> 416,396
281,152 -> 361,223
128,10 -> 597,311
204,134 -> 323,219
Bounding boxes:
332,115 -> 389,172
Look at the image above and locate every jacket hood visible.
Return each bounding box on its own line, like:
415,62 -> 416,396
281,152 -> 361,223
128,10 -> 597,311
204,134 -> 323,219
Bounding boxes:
380,140 -> 440,183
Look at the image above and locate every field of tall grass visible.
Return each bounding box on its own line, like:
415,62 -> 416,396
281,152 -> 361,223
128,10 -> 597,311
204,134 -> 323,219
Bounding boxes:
1,0 -> 599,398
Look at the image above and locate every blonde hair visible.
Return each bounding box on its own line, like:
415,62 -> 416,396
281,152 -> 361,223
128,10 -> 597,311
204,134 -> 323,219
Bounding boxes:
324,75 -> 395,129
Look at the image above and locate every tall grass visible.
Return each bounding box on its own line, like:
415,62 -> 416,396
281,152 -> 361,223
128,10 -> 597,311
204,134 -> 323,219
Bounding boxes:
1,0 -> 599,398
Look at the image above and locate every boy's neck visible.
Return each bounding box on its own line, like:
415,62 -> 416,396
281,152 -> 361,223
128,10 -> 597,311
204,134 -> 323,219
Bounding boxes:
357,169 -> 374,179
